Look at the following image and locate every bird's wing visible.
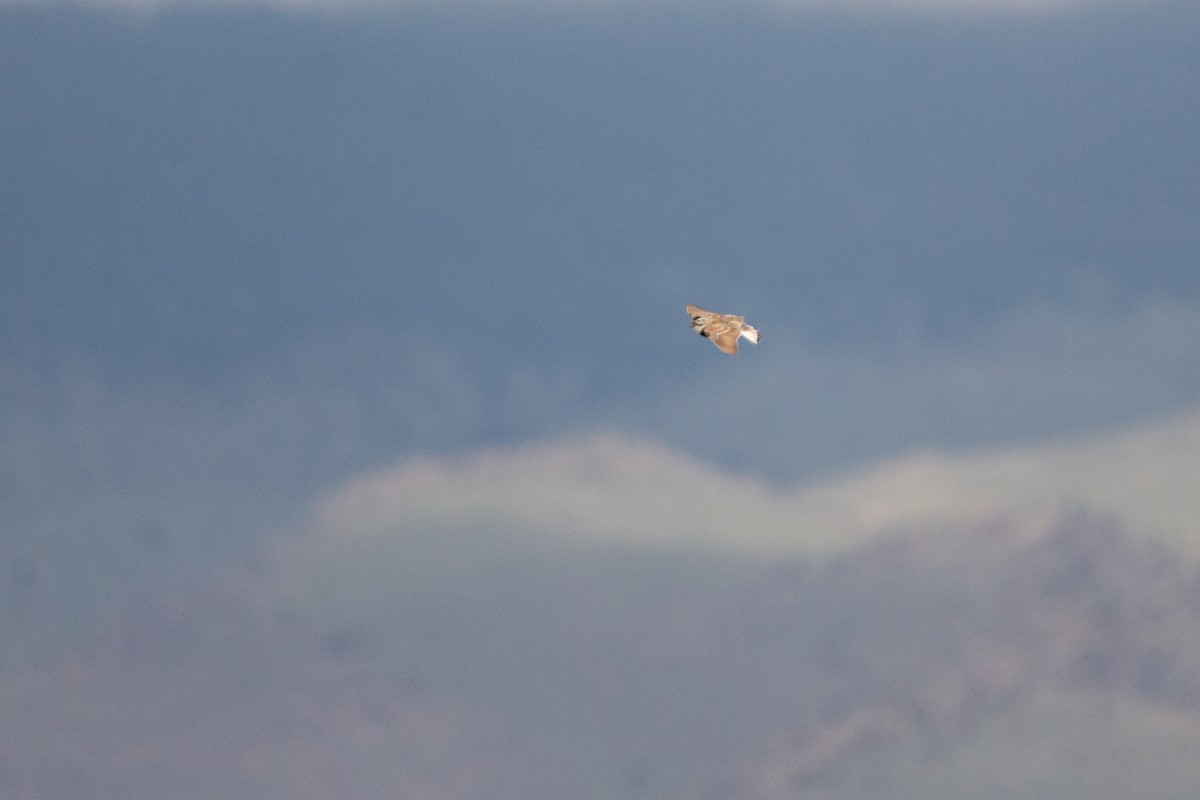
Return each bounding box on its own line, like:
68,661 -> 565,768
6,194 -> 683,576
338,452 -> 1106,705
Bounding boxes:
709,329 -> 741,355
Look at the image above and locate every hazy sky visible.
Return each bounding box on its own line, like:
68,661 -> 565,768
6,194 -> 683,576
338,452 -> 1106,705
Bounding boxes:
2,0 -> 1198,656
2,4 -> 1199,795
0,0 -> 1132,11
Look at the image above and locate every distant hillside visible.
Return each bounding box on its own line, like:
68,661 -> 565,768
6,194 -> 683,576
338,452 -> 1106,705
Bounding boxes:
6,506 -> 1200,798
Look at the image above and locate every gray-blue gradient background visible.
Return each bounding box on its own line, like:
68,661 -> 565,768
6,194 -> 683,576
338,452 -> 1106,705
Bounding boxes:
2,1 -> 1200,796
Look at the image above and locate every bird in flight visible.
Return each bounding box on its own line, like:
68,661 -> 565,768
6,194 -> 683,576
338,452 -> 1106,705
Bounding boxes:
686,304 -> 760,355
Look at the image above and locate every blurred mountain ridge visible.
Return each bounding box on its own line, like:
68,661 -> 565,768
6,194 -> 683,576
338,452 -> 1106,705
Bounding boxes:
302,402 -> 1200,560
5,498 -> 1200,798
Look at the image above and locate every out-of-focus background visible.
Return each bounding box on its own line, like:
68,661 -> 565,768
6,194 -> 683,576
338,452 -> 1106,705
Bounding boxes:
3,0 -> 1200,796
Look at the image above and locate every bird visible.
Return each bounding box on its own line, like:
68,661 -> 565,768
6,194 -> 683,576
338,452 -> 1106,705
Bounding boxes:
686,304 -> 760,355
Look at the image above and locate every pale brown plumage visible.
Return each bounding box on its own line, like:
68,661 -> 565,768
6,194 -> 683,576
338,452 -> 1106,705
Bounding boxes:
686,304 -> 760,355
